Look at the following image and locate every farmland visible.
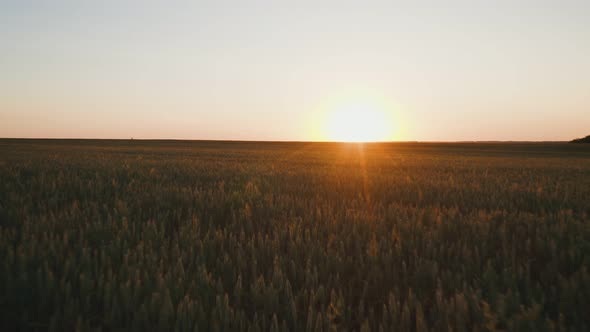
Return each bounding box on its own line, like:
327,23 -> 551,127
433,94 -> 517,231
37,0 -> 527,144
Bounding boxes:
1,139 -> 589,331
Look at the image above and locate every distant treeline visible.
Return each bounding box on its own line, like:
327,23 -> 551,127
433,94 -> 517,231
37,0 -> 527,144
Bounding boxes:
571,135 -> 590,143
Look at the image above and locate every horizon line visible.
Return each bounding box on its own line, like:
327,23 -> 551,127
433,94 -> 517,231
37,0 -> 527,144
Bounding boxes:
0,137 -> 576,144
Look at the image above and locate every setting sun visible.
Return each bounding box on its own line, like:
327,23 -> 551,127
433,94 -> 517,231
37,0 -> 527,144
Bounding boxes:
323,101 -> 394,142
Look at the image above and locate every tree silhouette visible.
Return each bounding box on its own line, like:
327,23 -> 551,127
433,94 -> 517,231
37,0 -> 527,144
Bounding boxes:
571,135 -> 590,143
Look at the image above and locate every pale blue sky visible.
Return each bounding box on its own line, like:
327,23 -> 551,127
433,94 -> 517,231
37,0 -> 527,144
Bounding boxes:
1,1 -> 589,141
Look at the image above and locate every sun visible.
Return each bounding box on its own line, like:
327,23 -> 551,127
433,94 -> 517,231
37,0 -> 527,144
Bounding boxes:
323,100 -> 394,142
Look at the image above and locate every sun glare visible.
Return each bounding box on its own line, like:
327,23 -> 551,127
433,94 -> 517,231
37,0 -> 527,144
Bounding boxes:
324,100 -> 394,142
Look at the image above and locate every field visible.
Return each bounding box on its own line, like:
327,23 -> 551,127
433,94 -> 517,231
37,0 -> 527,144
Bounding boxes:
1,139 -> 589,331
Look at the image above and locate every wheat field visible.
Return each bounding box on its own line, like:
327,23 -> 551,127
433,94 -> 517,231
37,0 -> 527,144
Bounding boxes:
1,139 -> 589,331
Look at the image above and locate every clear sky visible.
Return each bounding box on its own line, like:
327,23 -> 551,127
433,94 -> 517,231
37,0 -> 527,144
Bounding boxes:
1,1 -> 589,141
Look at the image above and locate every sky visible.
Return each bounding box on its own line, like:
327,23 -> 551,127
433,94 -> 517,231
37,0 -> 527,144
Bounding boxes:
1,0 -> 589,141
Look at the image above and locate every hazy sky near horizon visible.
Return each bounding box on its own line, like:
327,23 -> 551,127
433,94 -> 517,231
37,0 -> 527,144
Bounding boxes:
1,1 -> 589,141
